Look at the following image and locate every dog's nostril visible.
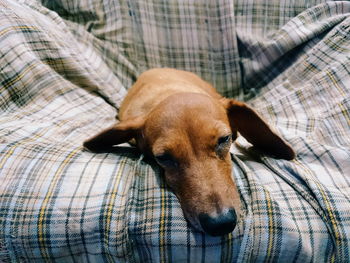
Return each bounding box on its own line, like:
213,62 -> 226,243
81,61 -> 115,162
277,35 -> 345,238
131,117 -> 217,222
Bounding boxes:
199,208 -> 237,236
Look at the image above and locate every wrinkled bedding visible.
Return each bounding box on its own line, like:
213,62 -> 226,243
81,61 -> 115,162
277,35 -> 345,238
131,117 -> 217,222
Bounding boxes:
0,0 -> 349,262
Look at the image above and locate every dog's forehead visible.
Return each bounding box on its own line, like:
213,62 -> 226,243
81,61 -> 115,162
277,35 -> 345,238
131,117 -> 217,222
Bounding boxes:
151,120 -> 230,156
144,93 -> 231,152
148,116 -> 231,156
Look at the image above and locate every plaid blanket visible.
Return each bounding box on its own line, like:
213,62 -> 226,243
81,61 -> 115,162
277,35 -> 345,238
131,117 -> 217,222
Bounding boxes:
1,0 -> 349,262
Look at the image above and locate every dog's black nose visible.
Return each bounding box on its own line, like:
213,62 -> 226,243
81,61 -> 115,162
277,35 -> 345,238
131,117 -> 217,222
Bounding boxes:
199,208 -> 237,236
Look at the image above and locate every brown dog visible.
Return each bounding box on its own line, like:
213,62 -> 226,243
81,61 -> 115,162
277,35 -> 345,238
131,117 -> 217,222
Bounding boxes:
84,68 -> 295,236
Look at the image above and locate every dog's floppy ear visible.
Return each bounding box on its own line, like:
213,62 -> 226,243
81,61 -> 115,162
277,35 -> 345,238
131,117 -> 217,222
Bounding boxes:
222,99 -> 295,160
83,116 -> 144,153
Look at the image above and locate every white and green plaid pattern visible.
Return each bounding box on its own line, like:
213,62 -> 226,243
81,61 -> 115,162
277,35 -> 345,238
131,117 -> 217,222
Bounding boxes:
0,0 -> 349,262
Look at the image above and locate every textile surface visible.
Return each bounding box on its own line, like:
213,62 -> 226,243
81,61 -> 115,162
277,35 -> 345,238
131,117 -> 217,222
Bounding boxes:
0,0 -> 349,262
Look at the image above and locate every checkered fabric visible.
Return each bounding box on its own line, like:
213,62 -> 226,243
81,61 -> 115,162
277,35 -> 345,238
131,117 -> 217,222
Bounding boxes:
0,0 -> 349,262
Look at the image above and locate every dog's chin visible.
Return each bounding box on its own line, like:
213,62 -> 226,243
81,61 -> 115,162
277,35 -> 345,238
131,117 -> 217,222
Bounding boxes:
183,211 -> 205,233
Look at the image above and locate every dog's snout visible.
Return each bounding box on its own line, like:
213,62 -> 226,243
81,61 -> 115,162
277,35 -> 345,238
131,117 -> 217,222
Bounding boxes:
199,208 -> 237,236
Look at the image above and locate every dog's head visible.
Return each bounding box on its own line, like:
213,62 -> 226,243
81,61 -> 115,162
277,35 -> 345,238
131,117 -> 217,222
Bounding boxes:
84,93 -> 295,236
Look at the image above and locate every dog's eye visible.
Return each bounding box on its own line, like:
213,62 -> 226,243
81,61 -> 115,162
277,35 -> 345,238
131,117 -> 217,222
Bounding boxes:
218,135 -> 231,146
154,153 -> 178,168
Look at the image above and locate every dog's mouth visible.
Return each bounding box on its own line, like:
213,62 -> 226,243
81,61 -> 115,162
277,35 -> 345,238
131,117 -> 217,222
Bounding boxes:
172,188 -> 239,236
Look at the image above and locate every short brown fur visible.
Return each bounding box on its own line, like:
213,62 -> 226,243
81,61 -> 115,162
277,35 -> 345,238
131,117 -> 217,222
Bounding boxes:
84,68 -> 295,235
